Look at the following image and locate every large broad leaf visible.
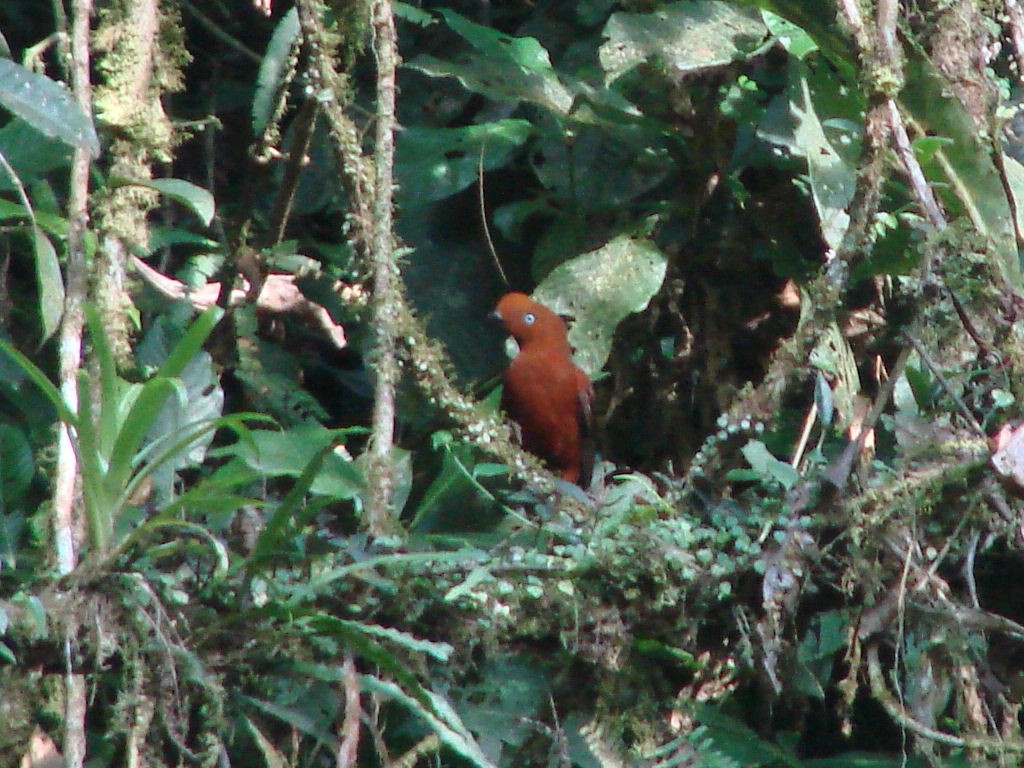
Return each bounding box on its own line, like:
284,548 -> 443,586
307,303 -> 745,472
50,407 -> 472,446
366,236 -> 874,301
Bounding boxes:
0,150 -> 67,344
144,352 -> 224,502
761,9 -> 818,60
253,7 -> 300,136
32,226 -> 64,343
740,440 -> 799,490
0,119 -> 72,191
396,119 -> 532,206
229,424 -> 364,499
0,424 -> 34,510
599,1 -> 768,85
899,49 -> 1022,286
407,10 -> 574,115
734,0 -> 859,81
533,234 -> 667,374
454,655 -> 549,762
791,76 -> 857,252
0,59 -> 99,157
113,177 -> 215,227
757,60 -> 862,254
528,124 -> 675,228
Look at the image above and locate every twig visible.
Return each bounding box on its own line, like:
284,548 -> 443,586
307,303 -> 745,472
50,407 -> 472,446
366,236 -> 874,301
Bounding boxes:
902,332 -> 986,437
269,96 -> 318,246
886,102 -> 946,231
823,345 -> 911,490
948,289 -> 996,357
893,534 -> 915,760
965,531 -> 981,610
478,137 -> 508,286
790,401 -> 817,468
866,643 -> 1024,752
389,735 -> 441,768
181,0 -> 262,63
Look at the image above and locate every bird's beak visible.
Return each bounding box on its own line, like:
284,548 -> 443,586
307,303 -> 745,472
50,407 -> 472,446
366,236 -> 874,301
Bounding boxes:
488,309 -> 504,324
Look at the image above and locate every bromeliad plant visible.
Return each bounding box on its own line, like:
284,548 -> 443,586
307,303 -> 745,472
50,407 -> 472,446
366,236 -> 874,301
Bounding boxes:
0,306 -> 269,563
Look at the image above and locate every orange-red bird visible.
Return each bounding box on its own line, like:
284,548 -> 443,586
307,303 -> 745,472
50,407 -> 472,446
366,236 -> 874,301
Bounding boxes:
491,292 -> 595,487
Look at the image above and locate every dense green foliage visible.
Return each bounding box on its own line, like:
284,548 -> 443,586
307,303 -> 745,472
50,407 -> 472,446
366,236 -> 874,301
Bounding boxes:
2,0 -> 1024,766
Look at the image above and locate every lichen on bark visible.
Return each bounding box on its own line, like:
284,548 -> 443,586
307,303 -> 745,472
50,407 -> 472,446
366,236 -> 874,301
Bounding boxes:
91,0 -> 192,364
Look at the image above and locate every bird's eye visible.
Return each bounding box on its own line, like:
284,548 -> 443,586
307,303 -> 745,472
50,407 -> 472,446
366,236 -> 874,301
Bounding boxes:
523,313 -> 536,325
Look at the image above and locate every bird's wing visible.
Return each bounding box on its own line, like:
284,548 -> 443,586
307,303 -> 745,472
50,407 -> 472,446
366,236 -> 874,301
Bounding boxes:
576,372 -> 596,489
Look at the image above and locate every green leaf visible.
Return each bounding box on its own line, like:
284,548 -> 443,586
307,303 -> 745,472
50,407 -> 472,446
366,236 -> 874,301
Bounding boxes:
105,378 -> 179,504
911,135 -> 956,164
599,1 -> 767,85
695,704 -> 803,767
253,8 -> 300,137
362,675 -> 498,768
32,226 -> 64,343
809,323 -> 859,429
533,234 -> 668,374
796,76 -> 857,251
440,8 -> 560,76
0,119 -> 72,191
242,716 -> 288,768
0,198 -> 70,236
527,128 -> 674,250
0,59 -> 99,157
453,655 -> 548,761
731,0 -> 859,81
0,424 -> 33,511
408,10 -> 573,115
249,441 -> 332,563
799,610 -> 849,663
814,370 -> 834,429
354,623 -> 454,663
113,177 -> 216,227
146,227 -> 220,254
229,424 -> 364,499
396,119 -> 532,205
762,9 -> 817,59
243,695 -> 339,749
805,755 -> 937,768
791,659 -> 826,700
741,440 -> 799,490
0,340 -> 76,424
633,638 -> 701,669
158,307 -> 222,378
409,447 -> 468,531
83,305 -> 122,459
132,519 -> 230,578
899,48 -> 1021,285
395,2 -> 435,26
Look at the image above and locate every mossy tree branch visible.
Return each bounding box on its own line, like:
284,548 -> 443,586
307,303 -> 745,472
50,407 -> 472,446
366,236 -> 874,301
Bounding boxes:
294,0 -> 558,523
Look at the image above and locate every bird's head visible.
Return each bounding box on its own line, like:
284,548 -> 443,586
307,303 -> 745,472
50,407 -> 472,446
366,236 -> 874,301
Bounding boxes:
491,292 -> 570,348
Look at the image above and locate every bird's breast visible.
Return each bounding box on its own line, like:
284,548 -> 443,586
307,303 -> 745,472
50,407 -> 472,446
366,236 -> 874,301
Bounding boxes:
502,346 -> 588,463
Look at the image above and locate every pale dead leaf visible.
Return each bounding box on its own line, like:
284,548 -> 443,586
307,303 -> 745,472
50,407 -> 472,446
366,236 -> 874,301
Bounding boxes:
20,728 -> 62,768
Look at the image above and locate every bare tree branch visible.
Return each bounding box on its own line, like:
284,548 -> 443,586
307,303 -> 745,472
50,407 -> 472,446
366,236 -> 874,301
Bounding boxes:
59,1 -> 94,762
337,652 -> 361,767
365,0 -> 401,536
